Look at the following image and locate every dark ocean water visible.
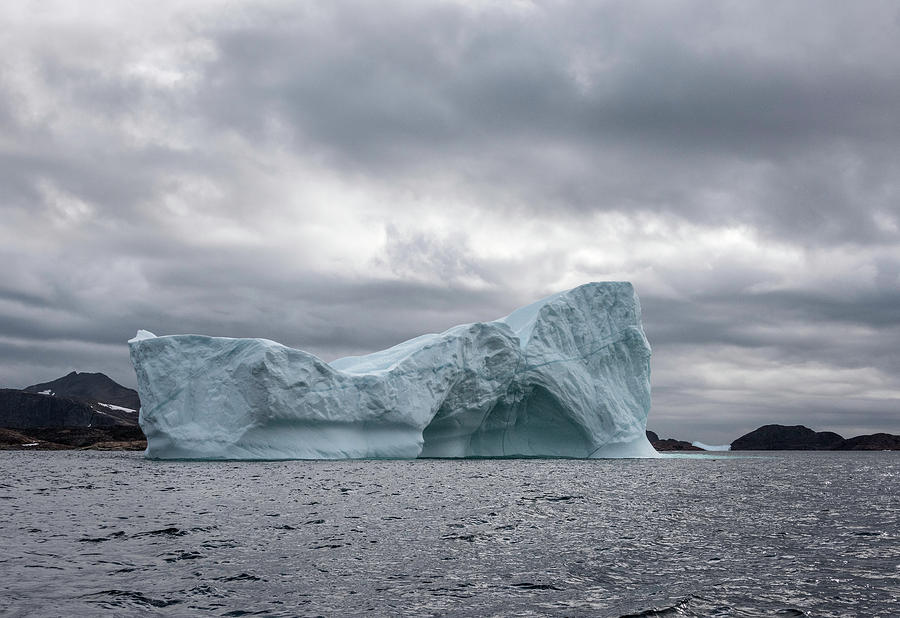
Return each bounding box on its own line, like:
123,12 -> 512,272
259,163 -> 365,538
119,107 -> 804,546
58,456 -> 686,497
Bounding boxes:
0,451 -> 897,617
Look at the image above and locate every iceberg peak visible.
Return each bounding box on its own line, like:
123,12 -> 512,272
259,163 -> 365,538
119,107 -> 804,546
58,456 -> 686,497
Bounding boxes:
128,329 -> 157,344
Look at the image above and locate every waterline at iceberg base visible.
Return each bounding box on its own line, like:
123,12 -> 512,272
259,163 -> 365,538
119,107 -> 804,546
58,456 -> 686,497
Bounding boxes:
129,282 -> 657,460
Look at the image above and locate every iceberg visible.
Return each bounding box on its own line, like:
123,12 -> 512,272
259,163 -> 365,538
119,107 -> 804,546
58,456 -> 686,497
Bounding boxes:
129,282 -> 657,460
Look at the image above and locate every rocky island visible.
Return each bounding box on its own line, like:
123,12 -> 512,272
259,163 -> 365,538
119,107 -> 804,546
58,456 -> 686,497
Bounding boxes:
730,424 -> 900,451
0,372 -> 145,450
645,430 -> 703,451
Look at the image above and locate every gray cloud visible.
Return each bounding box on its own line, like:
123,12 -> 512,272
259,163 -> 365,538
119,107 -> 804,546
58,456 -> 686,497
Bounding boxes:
0,1 -> 898,443
186,1 -> 900,243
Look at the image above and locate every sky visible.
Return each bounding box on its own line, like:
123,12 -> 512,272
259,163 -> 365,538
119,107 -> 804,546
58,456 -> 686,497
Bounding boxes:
1,0 -> 898,444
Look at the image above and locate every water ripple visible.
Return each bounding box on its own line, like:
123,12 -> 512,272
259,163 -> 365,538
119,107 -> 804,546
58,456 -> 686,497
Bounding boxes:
1,450 -> 898,616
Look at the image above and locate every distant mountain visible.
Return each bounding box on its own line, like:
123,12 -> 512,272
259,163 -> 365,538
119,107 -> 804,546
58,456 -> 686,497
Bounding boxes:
0,371 -> 140,435
834,433 -> 900,451
0,389 -> 137,429
731,424 -> 845,450
25,371 -> 140,411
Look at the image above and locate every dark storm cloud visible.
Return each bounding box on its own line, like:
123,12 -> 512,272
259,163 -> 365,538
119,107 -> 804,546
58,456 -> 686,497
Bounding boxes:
644,289 -> 900,358
0,1 -> 898,442
190,1 -> 900,244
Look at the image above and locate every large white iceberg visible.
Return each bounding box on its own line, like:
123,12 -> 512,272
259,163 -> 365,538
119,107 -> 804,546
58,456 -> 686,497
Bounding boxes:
129,282 -> 657,459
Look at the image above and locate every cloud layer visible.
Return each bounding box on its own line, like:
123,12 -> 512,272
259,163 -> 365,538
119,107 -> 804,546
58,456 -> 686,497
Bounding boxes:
1,1 -> 898,442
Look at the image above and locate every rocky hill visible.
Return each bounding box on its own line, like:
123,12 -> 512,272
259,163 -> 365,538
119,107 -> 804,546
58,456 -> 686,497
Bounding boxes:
646,430 -> 703,451
834,433 -> 900,451
1,372 -> 143,450
25,371 -> 140,411
731,424 -> 900,451
731,424 -> 845,450
0,389 -> 137,428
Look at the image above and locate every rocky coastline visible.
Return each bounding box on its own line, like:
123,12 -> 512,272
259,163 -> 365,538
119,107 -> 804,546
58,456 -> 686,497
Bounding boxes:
0,426 -> 146,451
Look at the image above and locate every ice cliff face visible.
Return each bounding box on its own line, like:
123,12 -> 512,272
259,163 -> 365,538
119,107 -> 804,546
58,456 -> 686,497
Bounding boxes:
129,282 -> 657,459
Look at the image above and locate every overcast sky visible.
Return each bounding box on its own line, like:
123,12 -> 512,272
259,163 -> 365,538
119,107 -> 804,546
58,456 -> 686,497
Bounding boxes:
1,1 -> 898,443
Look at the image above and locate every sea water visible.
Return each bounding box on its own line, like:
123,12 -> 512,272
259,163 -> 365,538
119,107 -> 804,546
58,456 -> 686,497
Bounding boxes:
1,451 -> 897,616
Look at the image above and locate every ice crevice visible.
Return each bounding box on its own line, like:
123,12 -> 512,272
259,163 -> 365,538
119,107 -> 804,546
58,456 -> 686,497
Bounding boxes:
129,282 -> 658,460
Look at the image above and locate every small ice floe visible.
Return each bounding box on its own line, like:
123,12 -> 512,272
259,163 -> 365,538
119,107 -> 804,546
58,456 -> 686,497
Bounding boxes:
22,442 -> 39,447
692,441 -> 731,451
38,390 -> 54,395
